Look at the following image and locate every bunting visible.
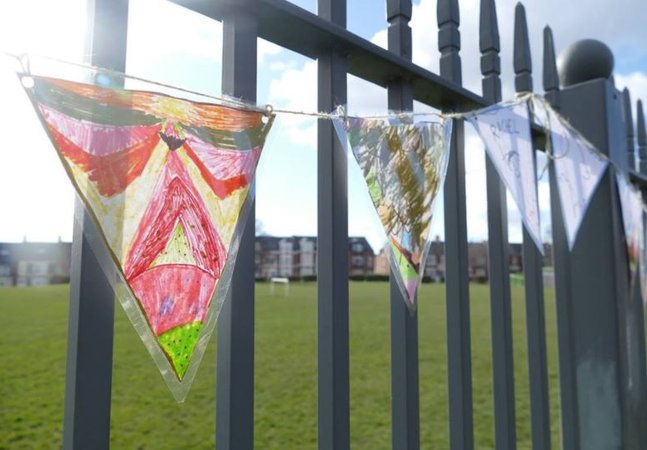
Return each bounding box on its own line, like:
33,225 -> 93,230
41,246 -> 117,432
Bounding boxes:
20,74 -> 274,401
12,60 -> 647,397
548,108 -> 609,249
334,116 -> 451,310
467,101 -> 543,251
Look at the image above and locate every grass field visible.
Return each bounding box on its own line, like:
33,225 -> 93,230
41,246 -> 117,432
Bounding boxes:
0,282 -> 561,449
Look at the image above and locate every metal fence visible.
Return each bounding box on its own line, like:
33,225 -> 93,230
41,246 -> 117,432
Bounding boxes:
63,0 -> 647,449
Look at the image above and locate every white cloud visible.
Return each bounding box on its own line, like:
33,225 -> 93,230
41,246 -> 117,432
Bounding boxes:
267,60 -> 318,146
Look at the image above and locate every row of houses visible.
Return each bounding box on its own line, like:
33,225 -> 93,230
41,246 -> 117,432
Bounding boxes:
373,237 -> 553,282
0,241 -> 72,287
0,238 -> 553,286
255,236 -> 375,279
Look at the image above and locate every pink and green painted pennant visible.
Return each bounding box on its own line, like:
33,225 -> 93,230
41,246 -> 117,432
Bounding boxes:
20,74 -> 274,398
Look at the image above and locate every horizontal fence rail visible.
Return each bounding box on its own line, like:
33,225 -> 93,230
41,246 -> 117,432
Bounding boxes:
56,0 -> 647,449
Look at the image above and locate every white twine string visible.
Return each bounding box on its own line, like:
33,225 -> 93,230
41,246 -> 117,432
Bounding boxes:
4,52 -> 642,205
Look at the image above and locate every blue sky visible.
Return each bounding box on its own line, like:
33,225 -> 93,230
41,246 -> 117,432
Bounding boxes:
0,0 -> 646,253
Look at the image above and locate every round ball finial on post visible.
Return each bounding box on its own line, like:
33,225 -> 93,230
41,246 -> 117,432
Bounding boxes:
557,39 -> 614,87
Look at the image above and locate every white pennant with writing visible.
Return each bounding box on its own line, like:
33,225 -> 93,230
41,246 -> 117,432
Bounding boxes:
616,173 -> 644,282
548,110 -> 609,249
467,101 -> 543,252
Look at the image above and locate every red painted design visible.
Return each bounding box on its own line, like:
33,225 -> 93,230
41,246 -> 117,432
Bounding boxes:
129,265 -> 216,335
184,134 -> 261,198
125,151 -> 226,282
39,104 -> 160,156
47,124 -> 161,197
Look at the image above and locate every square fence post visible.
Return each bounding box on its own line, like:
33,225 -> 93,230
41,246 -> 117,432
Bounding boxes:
556,75 -> 647,449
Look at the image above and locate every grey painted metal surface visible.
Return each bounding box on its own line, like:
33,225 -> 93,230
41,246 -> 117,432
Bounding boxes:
623,89 -> 635,171
216,5 -> 257,450
62,0 -> 128,448
557,39 -> 614,88
543,26 -> 581,450
638,101 -> 647,175
437,1 -> 474,449
480,1 -> 516,449
317,1 -> 350,449
557,80 -> 624,450
386,2 -> 420,449
514,5 -> 551,450
621,85 -> 647,450
554,38 -> 647,445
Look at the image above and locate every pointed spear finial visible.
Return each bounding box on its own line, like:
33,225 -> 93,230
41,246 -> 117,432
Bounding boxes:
513,3 -> 532,93
437,0 -> 461,83
638,100 -> 647,175
480,0 -> 501,102
623,89 -> 636,170
543,26 -> 559,106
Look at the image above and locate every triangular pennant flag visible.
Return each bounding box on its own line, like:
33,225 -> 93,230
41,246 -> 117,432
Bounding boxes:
334,116 -> 451,311
616,173 -> 644,282
547,108 -> 608,249
467,101 -> 543,252
20,74 -> 274,401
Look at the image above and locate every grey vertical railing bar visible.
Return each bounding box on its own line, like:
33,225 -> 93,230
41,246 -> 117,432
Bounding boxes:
216,4 -> 257,449
437,1 -> 474,449
514,5 -> 551,449
637,101 -> 647,175
480,0 -> 516,448
623,89 -> 635,171
513,3 -> 532,93
317,1 -> 350,449
62,0 -> 128,448
542,28 -> 559,109
386,1 -> 420,449
543,25 -> 580,450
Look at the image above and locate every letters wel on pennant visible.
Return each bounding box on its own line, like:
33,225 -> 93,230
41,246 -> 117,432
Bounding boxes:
548,109 -> 608,250
20,74 -> 274,401
467,101 -> 543,252
616,173 -> 644,284
334,117 -> 451,311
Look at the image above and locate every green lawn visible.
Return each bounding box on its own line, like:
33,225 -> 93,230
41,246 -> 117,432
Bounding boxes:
0,282 -> 561,449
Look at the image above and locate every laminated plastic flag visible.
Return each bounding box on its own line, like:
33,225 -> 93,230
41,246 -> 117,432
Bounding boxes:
334,115 -> 452,311
616,173 -> 644,282
20,74 -> 274,401
467,100 -> 543,252
548,109 -> 608,249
